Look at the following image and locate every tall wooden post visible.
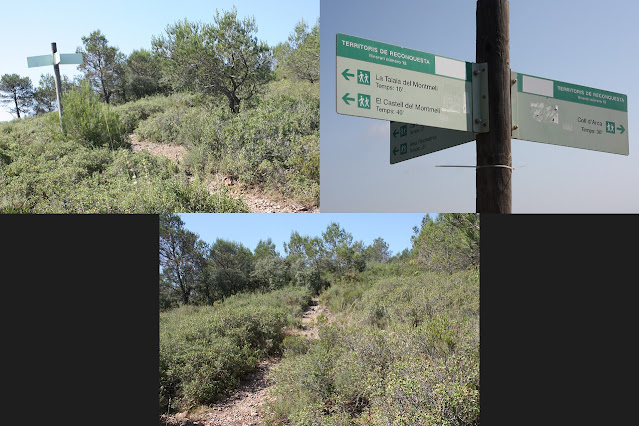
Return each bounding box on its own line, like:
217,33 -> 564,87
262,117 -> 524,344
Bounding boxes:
51,42 -> 65,135
476,0 -> 511,213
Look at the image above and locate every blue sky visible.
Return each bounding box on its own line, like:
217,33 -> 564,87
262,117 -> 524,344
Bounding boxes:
321,0 -> 639,213
178,213 -> 428,256
0,0 -> 319,121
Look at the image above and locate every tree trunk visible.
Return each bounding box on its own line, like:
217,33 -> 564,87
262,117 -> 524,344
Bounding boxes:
13,93 -> 20,118
227,92 -> 240,113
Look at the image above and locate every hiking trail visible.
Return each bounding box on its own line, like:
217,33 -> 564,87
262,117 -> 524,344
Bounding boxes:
130,133 -> 318,213
160,296 -> 331,426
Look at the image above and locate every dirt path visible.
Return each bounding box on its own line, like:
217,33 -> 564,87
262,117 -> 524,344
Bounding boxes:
205,175 -> 317,213
130,133 -> 187,164
298,296 -> 333,340
161,297 -> 332,426
130,134 -> 318,213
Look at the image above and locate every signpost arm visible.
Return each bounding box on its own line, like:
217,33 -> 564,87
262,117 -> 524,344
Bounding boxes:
476,0 -> 511,213
51,42 -> 65,135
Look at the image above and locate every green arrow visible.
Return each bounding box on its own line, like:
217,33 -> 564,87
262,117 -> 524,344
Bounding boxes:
341,69 -> 355,81
617,124 -> 626,134
393,147 -> 398,156
393,129 -> 399,138
342,93 -> 355,105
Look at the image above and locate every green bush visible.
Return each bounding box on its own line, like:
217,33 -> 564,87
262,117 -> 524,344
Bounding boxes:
281,335 -> 311,356
62,83 -> 129,149
266,269 -> 479,425
159,286 -> 311,413
0,127 -> 248,213
1,78 -> 319,211
130,80 -> 319,206
114,92 -> 205,133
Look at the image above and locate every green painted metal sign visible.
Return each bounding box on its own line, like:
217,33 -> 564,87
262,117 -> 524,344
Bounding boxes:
337,33 -> 488,133
390,122 -> 475,164
512,71 -> 629,155
27,54 -> 54,68
27,52 -> 83,68
58,53 -> 83,65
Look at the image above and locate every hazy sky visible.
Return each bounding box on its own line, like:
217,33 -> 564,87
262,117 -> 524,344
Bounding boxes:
178,213 -> 428,257
0,0 -> 319,121
321,0 -> 639,213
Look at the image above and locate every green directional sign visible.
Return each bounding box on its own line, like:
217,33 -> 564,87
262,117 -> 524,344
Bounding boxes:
511,71 -> 629,155
27,54 -> 54,68
337,33 -> 488,133
390,122 -> 475,164
58,53 -> 83,65
27,52 -> 83,68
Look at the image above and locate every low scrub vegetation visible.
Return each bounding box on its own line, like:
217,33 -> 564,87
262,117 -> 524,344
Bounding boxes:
130,80 -> 319,206
0,108 -> 246,213
1,11 -> 319,212
159,286 -> 311,412
266,267 -> 479,425
159,213 -> 480,424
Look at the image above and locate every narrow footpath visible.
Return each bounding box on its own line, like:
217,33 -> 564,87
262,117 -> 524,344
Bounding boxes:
161,297 -> 331,426
130,134 -> 317,213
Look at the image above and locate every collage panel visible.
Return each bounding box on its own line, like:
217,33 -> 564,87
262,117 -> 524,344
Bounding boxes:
0,1 -> 319,213
320,0 -> 638,213
2,1 -> 638,425
159,213 -> 479,425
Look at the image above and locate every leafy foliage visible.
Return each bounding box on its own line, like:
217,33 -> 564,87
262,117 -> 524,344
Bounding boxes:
131,80 -> 319,206
77,30 -> 126,104
159,286 -> 311,412
412,213 -> 480,273
2,14 -> 319,213
32,73 -> 76,115
0,74 -> 34,118
61,82 -> 129,149
0,114 -> 247,213
153,8 -> 272,113
160,214 -> 208,305
267,269 -> 480,426
274,19 -> 320,83
125,48 -> 168,100
364,237 -> 392,264
159,218 -> 480,424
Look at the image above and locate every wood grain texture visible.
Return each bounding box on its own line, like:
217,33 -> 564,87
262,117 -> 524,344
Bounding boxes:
476,0 -> 512,213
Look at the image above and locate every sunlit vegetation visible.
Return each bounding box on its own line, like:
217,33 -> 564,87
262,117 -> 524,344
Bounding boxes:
0,11 -> 319,212
159,214 -> 480,425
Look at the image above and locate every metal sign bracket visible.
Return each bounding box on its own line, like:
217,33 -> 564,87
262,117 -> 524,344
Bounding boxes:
472,62 -> 489,133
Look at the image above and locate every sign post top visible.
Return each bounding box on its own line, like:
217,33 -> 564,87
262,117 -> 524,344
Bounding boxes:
27,52 -> 82,68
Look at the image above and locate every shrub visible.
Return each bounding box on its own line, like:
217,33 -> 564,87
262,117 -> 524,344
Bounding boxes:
129,79 -> 319,206
0,129 -> 248,213
159,286 -> 311,413
113,92 -> 205,133
266,269 -> 479,425
62,83 -> 129,149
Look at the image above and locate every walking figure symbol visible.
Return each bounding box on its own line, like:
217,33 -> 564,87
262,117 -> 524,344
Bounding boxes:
358,70 -> 370,85
358,94 -> 371,109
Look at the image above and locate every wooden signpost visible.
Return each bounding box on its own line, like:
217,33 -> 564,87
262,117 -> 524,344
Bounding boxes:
335,0 -> 629,213
27,43 -> 83,134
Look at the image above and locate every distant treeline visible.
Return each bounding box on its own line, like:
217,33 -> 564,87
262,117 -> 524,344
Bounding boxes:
159,213 -> 479,311
0,8 -> 319,118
